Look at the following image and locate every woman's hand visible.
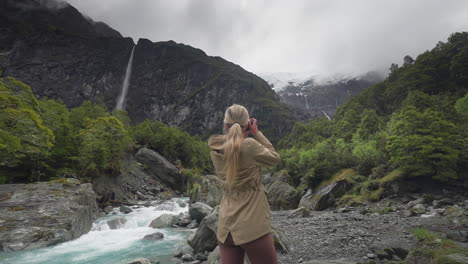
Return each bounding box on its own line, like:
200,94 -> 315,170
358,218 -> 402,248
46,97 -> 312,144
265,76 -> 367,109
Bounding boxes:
249,118 -> 258,136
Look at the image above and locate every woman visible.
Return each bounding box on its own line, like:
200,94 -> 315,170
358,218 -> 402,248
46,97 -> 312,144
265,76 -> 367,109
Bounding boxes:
208,104 -> 281,264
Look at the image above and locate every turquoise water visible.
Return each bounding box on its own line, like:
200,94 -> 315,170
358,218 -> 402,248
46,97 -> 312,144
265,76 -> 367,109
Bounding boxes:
0,198 -> 193,264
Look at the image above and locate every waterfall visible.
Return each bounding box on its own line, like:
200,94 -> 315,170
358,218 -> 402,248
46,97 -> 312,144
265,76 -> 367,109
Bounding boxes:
304,95 -> 309,110
322,111 -> 331,120
115,46 -> 135,111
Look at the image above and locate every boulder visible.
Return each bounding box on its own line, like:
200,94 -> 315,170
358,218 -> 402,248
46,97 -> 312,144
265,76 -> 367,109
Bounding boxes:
286,207 -> 310,218
149,214 -> 178,228
128,258 -> 151,264
299,179 -> 350,211
190,175 -> 224,207
445,205 -> 464,218
135,147 -> 182,191
107,217 -> 128,230
142,232 -> 164,241
120,206 -> 133,214
177,213 -> 192,227
154,201 -> 178,211
174,242 -> 194,257
177,199 -> 187,208
411,204 -> 426,215
104,206 -> 114,214
188,206 -> 219,253
0,181 -> 98,251
187,219 -> 199,229
266,180 -> 301,210
189,202 -> 213,223
433,198 -> 454,208
181,254 -> 194,261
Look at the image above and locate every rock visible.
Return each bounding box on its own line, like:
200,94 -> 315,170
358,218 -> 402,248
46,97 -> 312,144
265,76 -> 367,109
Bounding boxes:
174,242 -> 194,257
0,181 -> 98,251
128,258 -> 151,264
189,202 -> 213,223
267,180 -> 301,210
188,206 -> 219,253
190,175 -> 224,207
107,217 -> 128,230
402,209 -> 415,217
177,213 -> 192,227
120,206 -> 133,214
155,201 -> 177,211
104,206 -> 114,214
135,147 -> 182,191
445,205 -> 464,218
287,207 -> 310,218
445,230 -> 468,242
187,219 -> 199,229
182,254 -> 194,261
194,253 -> 208,261
407,198 -> 425,207
272,225 -> 293,254
177,200 -> 187,208
149,214 -> 179,228
433,198 -> 454,208
299,179 -> 350,211
142,232 -> 164,240
411,204 -> 426,214
440,253 -> 468,264
302,260 -> 355,264
367,253 -> 375,259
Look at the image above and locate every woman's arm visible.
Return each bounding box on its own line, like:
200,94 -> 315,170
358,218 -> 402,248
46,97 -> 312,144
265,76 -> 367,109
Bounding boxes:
249,131 -> 281,168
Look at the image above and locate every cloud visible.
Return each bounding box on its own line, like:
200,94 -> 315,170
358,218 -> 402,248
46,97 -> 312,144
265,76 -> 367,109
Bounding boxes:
67,0 -> 468,76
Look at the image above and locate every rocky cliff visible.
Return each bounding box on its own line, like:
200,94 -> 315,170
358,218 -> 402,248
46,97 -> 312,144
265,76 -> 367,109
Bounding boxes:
267,72 -> 383,121
0,0 -> 294,139
0,179 -> 98,251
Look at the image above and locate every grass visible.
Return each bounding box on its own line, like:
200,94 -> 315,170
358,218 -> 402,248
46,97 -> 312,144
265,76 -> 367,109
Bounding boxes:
379,168 -> 405,183
408,228 -> 468,264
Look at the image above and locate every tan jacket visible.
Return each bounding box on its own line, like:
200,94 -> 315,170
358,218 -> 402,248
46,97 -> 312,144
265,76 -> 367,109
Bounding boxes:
208,131 -> 281,245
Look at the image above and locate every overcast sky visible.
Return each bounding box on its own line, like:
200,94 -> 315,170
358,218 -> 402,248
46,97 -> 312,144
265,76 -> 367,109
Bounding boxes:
68,0 -> 468,76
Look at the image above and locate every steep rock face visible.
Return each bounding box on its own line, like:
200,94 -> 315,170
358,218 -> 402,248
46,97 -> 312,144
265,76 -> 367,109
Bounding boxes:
0,179 -> 98,251
0,0 -> 295,139
126,39 -> 293,138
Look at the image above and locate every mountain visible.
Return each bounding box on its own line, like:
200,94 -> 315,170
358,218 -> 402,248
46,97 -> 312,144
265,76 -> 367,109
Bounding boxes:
0,0 -> 294,140
260,72 -> 383,120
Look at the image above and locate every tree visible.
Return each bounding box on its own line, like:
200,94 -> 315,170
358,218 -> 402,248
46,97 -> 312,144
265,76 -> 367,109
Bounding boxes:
78,116 -> 133,179
386,106 -> 462,180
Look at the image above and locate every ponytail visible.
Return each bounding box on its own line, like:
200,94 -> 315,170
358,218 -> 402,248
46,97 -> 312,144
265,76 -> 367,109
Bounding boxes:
223,122 -> 244,186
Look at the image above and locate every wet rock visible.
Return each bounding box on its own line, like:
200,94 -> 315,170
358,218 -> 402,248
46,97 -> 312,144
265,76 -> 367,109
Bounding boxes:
128,258 -> 151,264
142,232 -> 164,240
177,213 -> 192,227
188,206 -> 219,253
299,179 -> 350,211
177,199 -> 187,208
287,207 -> 310,218
107,217 -> 128,230
174,242 -> 194,257
189,202 -> 213,223
0,181 -> 98,251
120,206 -> 133,214
104,206 -> 114,214
149,214 -> 178,228
187,219 -> 199,229
181,254 -> 194,261
190,175 -> 224,207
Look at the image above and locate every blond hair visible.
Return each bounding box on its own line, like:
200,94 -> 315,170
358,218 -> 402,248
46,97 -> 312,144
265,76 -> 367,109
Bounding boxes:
221,104 -> 249,186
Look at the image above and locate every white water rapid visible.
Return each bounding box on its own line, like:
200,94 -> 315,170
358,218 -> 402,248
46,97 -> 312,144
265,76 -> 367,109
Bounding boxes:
115,46 -> 135,111
0,198 -> 193,264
